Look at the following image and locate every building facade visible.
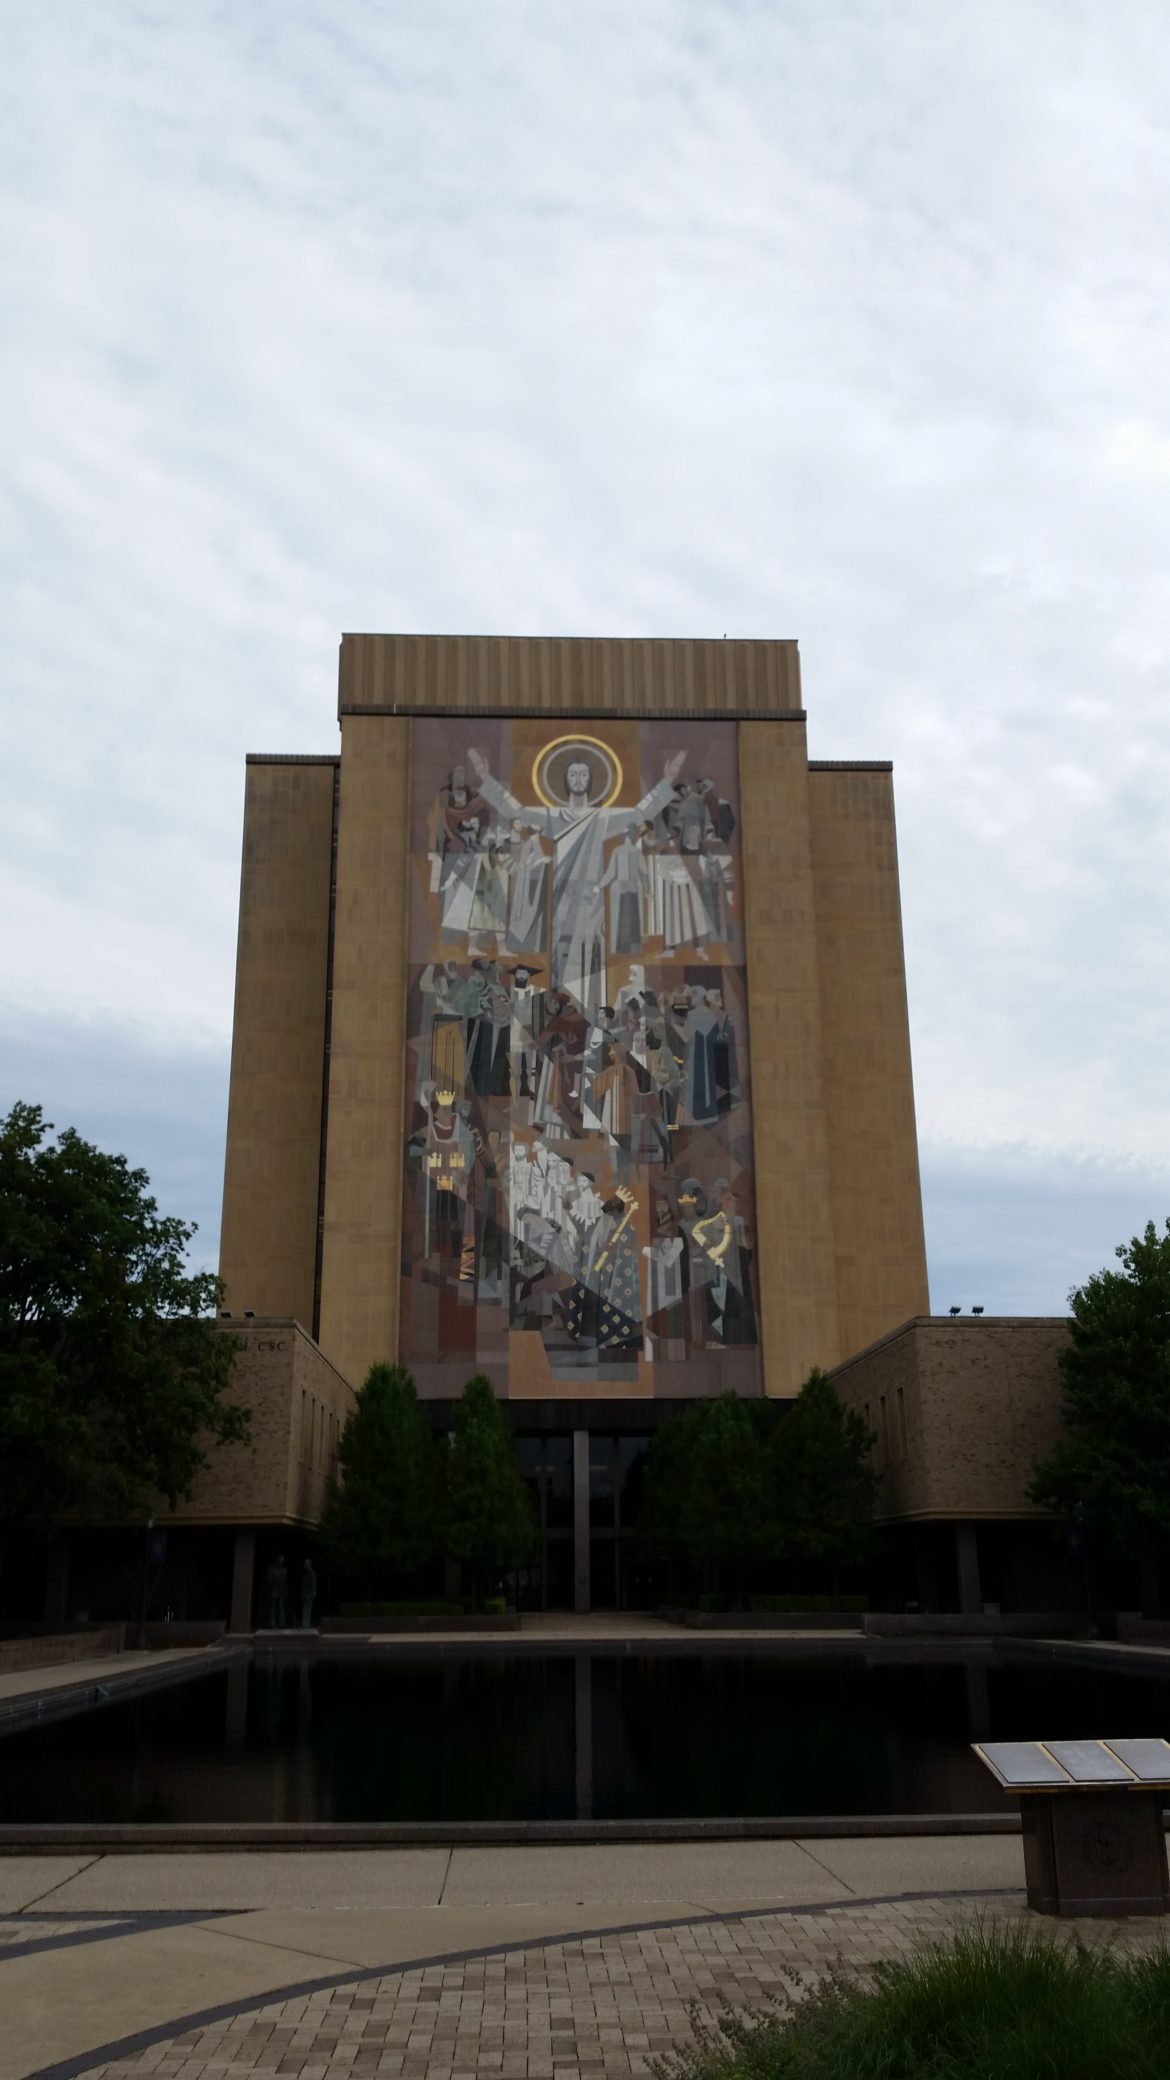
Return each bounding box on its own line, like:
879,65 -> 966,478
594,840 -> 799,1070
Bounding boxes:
829,1315 -> 1075,1618
189,634 -> 928,1613
221,635 -> 929,1397
25,638 -> 1097,1632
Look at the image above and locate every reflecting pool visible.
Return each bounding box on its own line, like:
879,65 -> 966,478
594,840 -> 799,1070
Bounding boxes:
3,1652 -> 1169,1824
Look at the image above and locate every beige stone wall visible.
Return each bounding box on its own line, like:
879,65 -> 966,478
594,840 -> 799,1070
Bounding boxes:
810,767 -> 930,1354
219,759 -> 335,1325
739,719 -> 842,1392
832,1317 -> 1071,1521
316,714 -> 412,1390
159,1321 -> 354,1527
339,633 -> 802,717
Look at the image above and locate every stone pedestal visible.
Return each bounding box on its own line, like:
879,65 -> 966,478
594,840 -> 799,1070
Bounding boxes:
1021,1791 -> 1170,1917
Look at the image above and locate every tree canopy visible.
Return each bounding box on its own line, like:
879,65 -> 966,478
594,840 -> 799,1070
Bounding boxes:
1029,1219 -> 1170,1563
776,1368 -> 879,1568
319,1362 -> 439,1587
444,1373 -> 536,1602
640,1375 -> 877,1594
640,1393 -> 767,1587
0,1102 -> 249,1560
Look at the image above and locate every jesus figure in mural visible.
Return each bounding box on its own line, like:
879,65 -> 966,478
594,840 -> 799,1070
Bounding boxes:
467,746 -> 686,1012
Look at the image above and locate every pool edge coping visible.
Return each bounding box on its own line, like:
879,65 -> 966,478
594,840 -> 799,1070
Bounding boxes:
0,1812 -> 1027,1850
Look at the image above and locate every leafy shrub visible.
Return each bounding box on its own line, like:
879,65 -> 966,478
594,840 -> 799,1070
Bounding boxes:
483,1595 -> 508,1615
654,1920 -> 1170,2080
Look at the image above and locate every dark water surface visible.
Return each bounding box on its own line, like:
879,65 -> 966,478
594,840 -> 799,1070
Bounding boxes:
3,1652 -> 1169,1824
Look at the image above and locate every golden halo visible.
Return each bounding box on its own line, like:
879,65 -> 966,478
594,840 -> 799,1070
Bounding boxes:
532,734 -> 623,809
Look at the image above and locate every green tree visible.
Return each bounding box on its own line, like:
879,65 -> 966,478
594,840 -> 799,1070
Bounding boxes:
319,1362 -> 439,1591
1029,1220 -> 1170,1596
768,1368 -> 878,1573
641,1378 -> 876,1600
444,1374 -> 536,1607
0,1102 -> 249,1570
641,1394 -> 768,1599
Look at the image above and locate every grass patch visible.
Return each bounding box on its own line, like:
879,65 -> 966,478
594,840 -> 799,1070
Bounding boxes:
655,1921 -> 1170,2080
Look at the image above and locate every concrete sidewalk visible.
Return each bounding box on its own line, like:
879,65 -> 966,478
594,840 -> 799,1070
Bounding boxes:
0,1834 -> 1023,1913
0,1648 -> 223,1710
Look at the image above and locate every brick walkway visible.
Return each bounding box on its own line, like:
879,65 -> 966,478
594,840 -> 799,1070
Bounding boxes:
71,1894 -> 1170,2080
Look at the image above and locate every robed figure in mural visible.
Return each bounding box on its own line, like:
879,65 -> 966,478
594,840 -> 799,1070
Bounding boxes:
467,746 -> 686,1012
562,1183 -> 643,1354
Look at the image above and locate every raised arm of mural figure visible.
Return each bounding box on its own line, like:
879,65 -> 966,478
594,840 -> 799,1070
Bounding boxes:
637,752 -> 686,817
468,751 -> 528,828
611,762 -> 682,838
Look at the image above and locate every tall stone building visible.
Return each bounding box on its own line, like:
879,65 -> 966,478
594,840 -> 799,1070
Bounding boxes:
222,636 -> 929,1382
213,634 -> 932,1611
34,634 -> 1077,1632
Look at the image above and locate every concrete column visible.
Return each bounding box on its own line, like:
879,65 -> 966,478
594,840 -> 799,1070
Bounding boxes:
317,714 -> 412,1383
43,1534 -> 70,1627
738,719 -> 841,1390
574,1652 -> 593,1819
229,1528 -> 257,1634
955,1523 -> 982,1614
573,1430 -> 590,1614
964,1661 -> 991,1742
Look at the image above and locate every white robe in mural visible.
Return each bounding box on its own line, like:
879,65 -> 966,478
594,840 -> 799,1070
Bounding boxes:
475,773 -> 676,1011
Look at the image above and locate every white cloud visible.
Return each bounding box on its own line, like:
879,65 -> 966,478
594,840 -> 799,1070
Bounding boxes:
3,1 -> 1170,1305
1100,420 -> 1170,485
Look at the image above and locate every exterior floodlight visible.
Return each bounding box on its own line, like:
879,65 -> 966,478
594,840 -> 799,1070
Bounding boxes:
243,1309 -> 256,1319
972,1305 -> 985,1316
948,1305 -> 961,1317
220,1309 -> 232,1318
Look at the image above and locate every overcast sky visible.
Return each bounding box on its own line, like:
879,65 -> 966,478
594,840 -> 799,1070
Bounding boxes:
4,2 -> 1170,1318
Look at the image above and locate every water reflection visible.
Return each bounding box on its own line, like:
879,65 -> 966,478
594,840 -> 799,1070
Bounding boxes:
1,1652 -> 1167,1826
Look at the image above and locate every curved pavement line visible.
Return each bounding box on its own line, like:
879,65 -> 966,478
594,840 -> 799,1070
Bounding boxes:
20,1884 -> 1024,2080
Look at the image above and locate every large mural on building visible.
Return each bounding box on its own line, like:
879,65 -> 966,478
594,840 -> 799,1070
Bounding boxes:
400,718 -> 762,1397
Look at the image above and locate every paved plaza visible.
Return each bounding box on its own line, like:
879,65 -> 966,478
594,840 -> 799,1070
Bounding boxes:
3,1839 -> 1170,2080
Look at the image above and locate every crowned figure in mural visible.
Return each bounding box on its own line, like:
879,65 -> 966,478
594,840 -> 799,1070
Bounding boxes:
467,740 -> 685,1013
406,1087 -> 476,1277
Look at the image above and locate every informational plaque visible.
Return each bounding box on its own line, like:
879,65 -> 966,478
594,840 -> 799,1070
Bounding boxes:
1103,1739 -> 1170,1784
974,1742 -> 1074,1789
1044,1741 -> 1134,1784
